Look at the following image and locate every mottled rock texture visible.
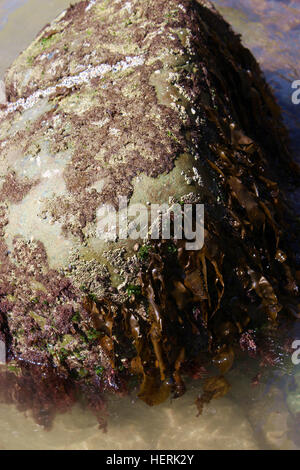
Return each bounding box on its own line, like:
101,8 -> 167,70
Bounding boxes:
0,0 -> 298,418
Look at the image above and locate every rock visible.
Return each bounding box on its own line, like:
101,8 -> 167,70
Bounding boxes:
0,0 -> 298,420
247,385 -> 298,450
287,391 -> 300,415
286,369 -> 300,416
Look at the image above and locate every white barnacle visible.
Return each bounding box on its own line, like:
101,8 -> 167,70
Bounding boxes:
1,56 -> 144,118
85,0 -> 96,12
123,2 -> 132,14
178,4 -> 187,13
109,128 -> 121,136
192,166 -> 203,186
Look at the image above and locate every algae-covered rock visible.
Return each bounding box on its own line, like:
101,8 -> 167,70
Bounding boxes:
0,0 -> 299,418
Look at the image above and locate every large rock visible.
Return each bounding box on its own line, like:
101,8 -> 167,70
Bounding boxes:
0,0 -> 298,417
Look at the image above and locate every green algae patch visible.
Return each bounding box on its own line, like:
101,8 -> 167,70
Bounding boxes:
30,312 -> 47,329
39,33 -> 61,51
129,153 -> 198,205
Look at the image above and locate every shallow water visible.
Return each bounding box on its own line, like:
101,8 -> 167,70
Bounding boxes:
0,0 -> 299,450
214,0 -> 300,161
213,0 -> 300,216
1,337 -> 300,450
0,0 -> 81,79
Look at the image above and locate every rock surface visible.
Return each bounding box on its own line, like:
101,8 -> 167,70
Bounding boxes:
0,0 -> 298,418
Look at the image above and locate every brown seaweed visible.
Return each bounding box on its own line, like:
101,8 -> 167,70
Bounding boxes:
195,376 -> 231,416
